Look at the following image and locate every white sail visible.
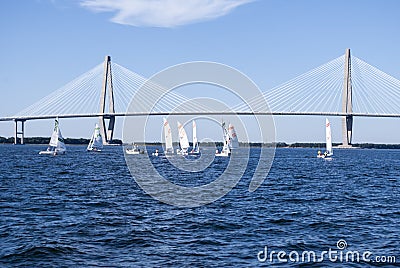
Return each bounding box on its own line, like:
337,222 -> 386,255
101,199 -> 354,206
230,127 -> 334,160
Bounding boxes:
56,120 -> 67,152
228,123 -> 239,149
49,118 -> 59,147
163,118 -> 173,153
192,120 -> 199,153
49,130 -> 58,147
87,123 -> 103,150
93,124 -> 103,148
325,118 -> 333,156
222,122 -> 228,138
56,126 -> 66,151
216,122 -> 231,157
39,118 -> 66,155
87,133 -> 94,150
224,132 -> 231,153
177,121 -> 189,151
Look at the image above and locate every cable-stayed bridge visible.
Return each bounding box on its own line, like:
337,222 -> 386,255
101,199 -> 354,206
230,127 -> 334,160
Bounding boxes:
1,49 -> 400,146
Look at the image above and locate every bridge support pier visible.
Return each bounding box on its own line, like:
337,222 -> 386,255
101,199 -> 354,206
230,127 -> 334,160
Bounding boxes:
342,115 -> 353,147
99,55 -> 115,145
340,48 -> 353,148
14,120 -> 25,145
101,115 -> 115,142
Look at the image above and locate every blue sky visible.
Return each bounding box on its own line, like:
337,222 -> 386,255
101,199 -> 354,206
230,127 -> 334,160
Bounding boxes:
1,0 -> 400,143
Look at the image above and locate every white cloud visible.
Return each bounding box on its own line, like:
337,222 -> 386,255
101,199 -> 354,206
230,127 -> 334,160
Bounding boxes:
80,0 -> 253,27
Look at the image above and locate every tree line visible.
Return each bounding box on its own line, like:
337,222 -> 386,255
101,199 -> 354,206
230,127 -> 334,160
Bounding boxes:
1,137 -> 399,148
0,137 -> 122,145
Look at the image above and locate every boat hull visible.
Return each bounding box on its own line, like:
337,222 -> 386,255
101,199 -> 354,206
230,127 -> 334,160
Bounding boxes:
176,149 -> 188,156
39,150 -> 65,155
126,149 -> 141,155
87,148 -> 102,152
317,154 -> 333,159
215,150 -> 230,157
39,151 -> 53,155
189,149 -> 200,155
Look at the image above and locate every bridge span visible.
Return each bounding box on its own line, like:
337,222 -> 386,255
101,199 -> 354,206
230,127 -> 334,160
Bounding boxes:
2,49 -> 400,145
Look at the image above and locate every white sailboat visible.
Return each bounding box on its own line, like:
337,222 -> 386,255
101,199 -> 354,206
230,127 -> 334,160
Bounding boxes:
189,120 -> 200,155
228,123 -> 239,149
87,123 -> 103,152
317,118 -> 333,158
177,121 -> 189,156
163,118 -> 174,155
126,143 -> 144,155
215,122 -> 231,157
39,118 -> 66,155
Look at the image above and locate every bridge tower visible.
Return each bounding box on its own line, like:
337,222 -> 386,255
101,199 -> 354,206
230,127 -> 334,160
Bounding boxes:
99,56 -> 116,145
341,48 -> 353,147
14,119 -> 25,144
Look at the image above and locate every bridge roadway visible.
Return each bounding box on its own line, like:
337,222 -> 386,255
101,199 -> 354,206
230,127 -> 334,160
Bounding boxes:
1,111 -> 400,122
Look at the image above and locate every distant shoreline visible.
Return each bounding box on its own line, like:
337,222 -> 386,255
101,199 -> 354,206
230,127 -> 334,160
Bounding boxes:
0,137 -> 122,146
2,136 -> 400,149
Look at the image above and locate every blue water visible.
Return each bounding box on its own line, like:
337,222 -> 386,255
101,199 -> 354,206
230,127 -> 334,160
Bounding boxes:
0,145 -> 399,267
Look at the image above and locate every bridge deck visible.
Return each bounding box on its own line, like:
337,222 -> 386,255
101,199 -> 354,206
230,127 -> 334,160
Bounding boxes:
1,111 -> 400,122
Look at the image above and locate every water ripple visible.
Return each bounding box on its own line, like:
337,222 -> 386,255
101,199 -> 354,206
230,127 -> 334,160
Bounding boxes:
0,146 -> 399,267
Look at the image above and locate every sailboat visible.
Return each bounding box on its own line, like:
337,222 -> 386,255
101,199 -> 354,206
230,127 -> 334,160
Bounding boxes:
177,121 -> 189,156
317,118 -> 333,158
163,118 -> 174,155
87,123 -> 103,152
215,122 -> 231,157
126,143 -> 144,155
189,120 -> 200,155
228,123 -> 239,149
39,118 -> 66,155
